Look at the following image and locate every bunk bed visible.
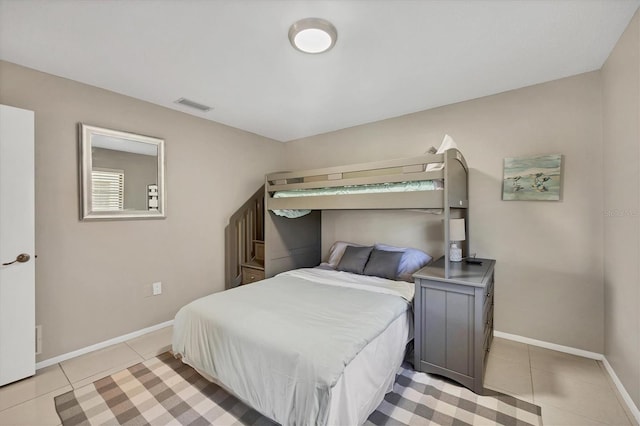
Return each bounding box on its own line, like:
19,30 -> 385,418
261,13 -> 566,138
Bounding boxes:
175,147 -> 469,426
263,148 -> 468,279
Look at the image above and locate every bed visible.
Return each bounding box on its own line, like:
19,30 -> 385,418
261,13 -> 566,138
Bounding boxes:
172,266 -> 415,425
211,137 -> 470,424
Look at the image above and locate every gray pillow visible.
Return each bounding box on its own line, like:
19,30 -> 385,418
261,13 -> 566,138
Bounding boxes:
363,249 -> 403,280
325,241 -> 364,268
336,245 -> 373,275
374,243 -> 433,282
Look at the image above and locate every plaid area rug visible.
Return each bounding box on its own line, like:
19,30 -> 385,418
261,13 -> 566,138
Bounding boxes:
55,352 -> 542,426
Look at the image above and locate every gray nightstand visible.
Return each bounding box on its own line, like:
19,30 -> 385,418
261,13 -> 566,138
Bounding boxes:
413,256 -> 495,394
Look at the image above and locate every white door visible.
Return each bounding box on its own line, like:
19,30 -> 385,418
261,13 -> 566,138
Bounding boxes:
0,104 -> 35,386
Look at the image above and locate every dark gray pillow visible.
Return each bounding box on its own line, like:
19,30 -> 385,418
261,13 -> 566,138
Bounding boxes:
363,249 -> 403,280
336,245 -> 373,275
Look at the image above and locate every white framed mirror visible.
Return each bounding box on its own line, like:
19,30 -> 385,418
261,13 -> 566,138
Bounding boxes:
79,124 -> 165,220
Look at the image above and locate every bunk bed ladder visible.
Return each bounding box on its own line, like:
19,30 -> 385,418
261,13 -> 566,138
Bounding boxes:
225,185 -> 264,289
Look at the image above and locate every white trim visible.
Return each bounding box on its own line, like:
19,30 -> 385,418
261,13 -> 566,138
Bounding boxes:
602,357 -> 640,424
495,330 -> 640,423
35,320 -> 173,370
493,330 -> 603,360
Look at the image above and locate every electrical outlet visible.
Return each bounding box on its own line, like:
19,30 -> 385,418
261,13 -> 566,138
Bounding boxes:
152,281 -> 162,296
35,325 -> 42,355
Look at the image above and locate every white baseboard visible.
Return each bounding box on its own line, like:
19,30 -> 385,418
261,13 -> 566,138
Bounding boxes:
602,357 -> 640,425
493,330 -> 603,360
35,320 -> 174,370
495,330 -> 640,424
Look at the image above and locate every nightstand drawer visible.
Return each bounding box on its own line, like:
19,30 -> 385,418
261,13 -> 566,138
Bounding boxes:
483,308 -> 493,347
483,299 -> 494,327
483,277 -> 494,305
242,266 -> 265,284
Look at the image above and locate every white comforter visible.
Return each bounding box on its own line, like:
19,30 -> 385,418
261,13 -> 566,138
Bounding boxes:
172,268 -> 413,426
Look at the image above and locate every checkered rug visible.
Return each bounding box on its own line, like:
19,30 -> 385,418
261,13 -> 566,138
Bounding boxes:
55,352 -> 542,425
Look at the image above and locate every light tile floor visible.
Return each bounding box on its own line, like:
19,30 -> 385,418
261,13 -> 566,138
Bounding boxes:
0,326 -> 172,426
0,332 -> 636,425
484,338 -> 638,426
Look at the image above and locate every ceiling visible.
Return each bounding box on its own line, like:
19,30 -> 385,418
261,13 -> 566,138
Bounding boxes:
1,0 -> 639,142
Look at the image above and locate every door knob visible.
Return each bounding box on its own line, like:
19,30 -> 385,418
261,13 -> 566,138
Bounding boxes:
2,253 -> 30,266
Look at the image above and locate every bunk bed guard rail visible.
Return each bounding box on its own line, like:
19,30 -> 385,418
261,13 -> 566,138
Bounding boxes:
265,149 -> 468,212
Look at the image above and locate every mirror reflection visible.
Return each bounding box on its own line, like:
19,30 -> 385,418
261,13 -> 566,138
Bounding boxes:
80,124 -> 165,220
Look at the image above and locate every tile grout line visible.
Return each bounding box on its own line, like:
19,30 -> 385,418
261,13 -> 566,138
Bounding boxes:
491,338 -> 629,425
527,344 -> 535,405
0,364 -> 73,414
123,340 -> 142,358
0,385 -> 73,424
540,403 -> 615,426
58,361 -> 72,388
597,360 -> 639,426
0,329 -> 173,424
0,382 -> 72,414
61,337 -> 164,388
64,352 -> 145,388
529,355 -> 632,425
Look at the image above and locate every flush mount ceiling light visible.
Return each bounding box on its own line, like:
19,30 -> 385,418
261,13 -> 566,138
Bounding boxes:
288,18 -> 337,54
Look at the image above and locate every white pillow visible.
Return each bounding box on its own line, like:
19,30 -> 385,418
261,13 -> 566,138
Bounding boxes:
426,134 -> 458,172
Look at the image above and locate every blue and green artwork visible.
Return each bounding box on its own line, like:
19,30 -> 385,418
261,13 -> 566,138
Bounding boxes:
502,154 -> 562,201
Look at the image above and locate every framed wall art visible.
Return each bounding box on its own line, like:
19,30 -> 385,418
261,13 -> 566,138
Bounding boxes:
502,154 -> 562,201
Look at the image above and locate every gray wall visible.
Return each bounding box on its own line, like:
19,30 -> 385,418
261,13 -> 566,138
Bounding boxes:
602,10 -> 640,409
0,60 -> 286,362
285,71 -> 605,353
320,210 -> 447,263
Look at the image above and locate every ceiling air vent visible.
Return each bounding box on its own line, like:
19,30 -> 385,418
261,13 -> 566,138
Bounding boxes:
174,98 -> 212,112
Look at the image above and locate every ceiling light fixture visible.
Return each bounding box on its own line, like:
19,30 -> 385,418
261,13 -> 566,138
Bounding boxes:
288,18 -> 337,54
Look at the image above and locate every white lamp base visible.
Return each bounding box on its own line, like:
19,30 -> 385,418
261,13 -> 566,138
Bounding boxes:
450,243 -> 462,262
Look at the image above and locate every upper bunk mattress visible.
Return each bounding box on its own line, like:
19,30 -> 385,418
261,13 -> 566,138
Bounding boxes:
272,179 -> 443,218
